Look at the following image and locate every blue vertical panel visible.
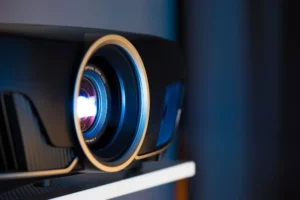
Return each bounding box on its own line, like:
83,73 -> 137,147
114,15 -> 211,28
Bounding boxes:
186,0 -> 249,199
156,82 -> 183,147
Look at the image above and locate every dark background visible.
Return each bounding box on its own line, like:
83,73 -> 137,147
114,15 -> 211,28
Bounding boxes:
1,0 -> 300,199
183,0 -> 300,200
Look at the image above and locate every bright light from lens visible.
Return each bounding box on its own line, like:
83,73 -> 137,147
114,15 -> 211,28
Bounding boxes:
77,96 -> 97,118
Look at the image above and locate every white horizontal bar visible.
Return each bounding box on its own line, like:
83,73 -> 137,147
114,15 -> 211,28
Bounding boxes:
51,161 -> 195,200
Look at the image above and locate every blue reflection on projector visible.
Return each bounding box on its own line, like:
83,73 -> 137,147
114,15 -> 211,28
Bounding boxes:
77,96 -> 97,118
156,82 -> 183,147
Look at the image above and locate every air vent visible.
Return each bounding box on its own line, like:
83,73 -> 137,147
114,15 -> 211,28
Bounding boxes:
0,92 -> 75,173
0,93 -> 24,172
11,93 -> 75,171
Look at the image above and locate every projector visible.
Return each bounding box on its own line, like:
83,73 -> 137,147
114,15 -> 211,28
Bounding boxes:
0,24 -> 184,179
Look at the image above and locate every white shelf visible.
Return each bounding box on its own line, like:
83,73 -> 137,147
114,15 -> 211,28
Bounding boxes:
51,161 -> 195,200
0,161 -> 195,199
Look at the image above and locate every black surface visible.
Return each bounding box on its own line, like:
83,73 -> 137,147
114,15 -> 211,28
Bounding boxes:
0,94 -> 20,171
0,34 -> 82,147
131,36 -> 185,155
279,0 -> 300,199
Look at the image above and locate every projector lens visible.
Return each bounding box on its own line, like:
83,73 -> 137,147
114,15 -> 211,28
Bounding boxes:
74,35 -> 150,172
77,67 -> 110,144
78,77 -> 97,132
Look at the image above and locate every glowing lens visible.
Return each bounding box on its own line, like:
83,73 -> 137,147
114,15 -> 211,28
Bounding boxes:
77,96 -> 97,118
78,77 -> 98,132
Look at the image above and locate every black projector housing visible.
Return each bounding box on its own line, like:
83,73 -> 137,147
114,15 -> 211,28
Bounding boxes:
0,24 -> 184,180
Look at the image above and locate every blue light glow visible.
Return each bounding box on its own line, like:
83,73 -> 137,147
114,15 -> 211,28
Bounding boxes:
77,96 -> 97,118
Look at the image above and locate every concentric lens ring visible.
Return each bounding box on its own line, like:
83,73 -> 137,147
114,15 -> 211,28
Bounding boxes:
77,66 -> 110,144
78,76 -> 97,132
73,35 -> 150,172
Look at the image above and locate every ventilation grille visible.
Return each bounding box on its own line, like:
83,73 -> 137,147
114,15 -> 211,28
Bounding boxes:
0,94 -> 24,172
12,94 -> 75,171
0,92 -> 75,173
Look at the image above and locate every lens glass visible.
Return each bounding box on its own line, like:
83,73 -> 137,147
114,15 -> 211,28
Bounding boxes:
77,76 -> 98,132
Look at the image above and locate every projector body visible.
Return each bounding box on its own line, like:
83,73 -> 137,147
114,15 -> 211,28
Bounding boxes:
0,24 -> 184,180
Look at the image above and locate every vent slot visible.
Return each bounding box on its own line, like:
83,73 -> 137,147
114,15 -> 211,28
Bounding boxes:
0,92 -> 75,173
0,94 -> 20,171
12,93 -> 74,171
0,97 -> 8,171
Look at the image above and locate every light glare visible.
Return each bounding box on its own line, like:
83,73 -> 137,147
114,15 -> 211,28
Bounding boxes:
77,96 -> 97,118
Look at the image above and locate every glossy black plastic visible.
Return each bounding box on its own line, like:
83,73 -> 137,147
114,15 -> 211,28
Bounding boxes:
0,23 -> 184,172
